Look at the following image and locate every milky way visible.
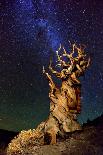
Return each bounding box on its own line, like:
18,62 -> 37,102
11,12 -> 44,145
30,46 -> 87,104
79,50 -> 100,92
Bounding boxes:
0,0 -> 103,131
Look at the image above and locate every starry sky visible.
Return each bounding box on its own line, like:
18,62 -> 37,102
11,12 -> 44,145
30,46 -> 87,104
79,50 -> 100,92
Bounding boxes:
0,0 -> 103,131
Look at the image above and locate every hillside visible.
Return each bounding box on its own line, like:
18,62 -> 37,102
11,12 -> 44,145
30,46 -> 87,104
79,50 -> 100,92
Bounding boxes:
0,114 -> 103,155
15,114 -> 102,155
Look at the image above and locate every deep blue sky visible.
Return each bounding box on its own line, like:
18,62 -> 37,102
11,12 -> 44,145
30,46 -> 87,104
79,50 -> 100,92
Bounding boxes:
0,0 -> 103,131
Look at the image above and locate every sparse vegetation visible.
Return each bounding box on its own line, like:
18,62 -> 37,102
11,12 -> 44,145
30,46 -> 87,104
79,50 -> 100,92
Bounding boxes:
7,129 -> 44,155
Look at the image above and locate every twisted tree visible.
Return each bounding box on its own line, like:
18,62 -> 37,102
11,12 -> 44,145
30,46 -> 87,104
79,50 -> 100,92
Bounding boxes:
7,44 -> 90,155
41,44 -> 90,144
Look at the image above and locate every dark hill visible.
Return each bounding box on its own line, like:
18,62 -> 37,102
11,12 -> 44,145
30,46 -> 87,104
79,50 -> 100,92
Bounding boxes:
83,114 -> 103,127
0,129 -> 18,155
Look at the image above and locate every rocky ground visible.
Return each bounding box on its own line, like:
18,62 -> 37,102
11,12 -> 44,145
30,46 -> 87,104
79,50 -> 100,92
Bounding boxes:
0,114 -> 103,155
18,115 -> 103,155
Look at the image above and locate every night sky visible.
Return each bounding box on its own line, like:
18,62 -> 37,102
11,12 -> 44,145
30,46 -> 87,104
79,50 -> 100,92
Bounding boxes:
0,0 -> 103,131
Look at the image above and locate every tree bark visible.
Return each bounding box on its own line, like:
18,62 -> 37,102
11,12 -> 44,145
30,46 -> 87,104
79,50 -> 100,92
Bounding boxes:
8,44 -> 90,149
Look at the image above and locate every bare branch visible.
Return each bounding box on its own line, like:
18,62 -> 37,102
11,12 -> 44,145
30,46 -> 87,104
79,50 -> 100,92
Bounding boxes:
49,65 -> 61,77
86,57 -> 91,68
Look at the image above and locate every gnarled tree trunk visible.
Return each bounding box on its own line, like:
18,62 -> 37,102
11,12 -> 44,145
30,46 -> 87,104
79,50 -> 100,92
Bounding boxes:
34,44 -> 90,144
7,44 -> 90,155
